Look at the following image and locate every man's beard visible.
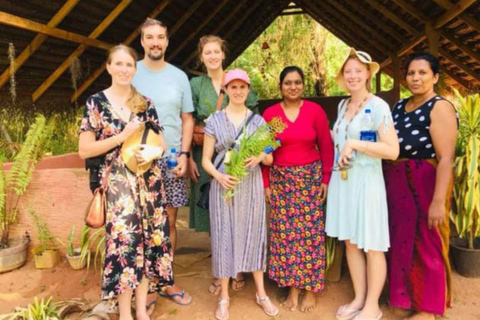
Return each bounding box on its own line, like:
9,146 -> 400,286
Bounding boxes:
147,50 -> 164,61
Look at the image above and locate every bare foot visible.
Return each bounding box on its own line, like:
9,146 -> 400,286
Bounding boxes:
299,291 -> 316,313
281,287 -> 300,311
404,312 -> 436,320
164,284 -> 192,305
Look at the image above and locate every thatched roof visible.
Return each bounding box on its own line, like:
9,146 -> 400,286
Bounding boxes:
0,0 -> 479,110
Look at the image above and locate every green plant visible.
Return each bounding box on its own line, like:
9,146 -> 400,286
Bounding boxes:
450,89 -> 480,250
66,224 -> 91,269
0,114 -> 48,249
9,296 -> 59,320
87,227 -> 106,273
29,208 -> 58,255
325,236 -> 337,271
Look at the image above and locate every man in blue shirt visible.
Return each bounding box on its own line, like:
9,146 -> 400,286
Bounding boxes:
132,18 -> 194,308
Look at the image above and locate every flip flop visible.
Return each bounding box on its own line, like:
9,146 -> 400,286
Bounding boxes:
158,289 -> 192,306
231,277 -> 246,291
209,281 -> 221,295
336,304 -> 361,320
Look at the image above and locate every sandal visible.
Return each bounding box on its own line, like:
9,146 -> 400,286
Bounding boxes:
256,294 -> 279,317
231,275 -> 246,291
158,289 -> 192,306
209,281 -> 221,295
336,304 -> 361,320
215,299 -> 230,320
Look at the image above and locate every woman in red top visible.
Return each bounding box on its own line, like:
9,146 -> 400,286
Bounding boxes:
263,66 -> 334,313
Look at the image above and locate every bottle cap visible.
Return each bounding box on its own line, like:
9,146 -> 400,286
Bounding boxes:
365,109 -> 372,114
171,148 -> 176,153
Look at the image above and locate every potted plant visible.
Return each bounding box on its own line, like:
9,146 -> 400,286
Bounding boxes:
0,115 -> 47,273
325,236 -> 345,282
450,89 -> 480,278
29,208 -> 60,269
66,225 -> 90,270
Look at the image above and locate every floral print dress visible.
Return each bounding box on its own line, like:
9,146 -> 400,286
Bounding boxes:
80,91 -> 174,300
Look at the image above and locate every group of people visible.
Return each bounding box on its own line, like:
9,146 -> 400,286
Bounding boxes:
78,17 -> 458,320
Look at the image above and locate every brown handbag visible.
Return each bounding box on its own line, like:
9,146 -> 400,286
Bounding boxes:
85,156 -> 115,228
193,75 -> 226,147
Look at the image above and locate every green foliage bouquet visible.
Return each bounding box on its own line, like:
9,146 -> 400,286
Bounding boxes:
224,116 -> 287,199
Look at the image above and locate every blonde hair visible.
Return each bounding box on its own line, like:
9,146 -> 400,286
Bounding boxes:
107,44 -> 147,114
141,18 -> 168,39
197,35 -> 227,68
342,56 -> 373,92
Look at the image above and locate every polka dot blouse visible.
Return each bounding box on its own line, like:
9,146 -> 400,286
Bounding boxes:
392,95 -> 446,159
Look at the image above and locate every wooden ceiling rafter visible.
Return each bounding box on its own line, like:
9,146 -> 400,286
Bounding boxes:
167,0 -> 232,61
180,0 -> 253,69
439,48 -> 480,83
71,0 -> 172,102
363,0 -> 420,36
309,0 -> 389,59
32,0 -> 135,102
323,0 -> 397,52
431,0 -> 480,31
0,0 -> 81,89
433,0 -> 476,29
0,11 -> 111,50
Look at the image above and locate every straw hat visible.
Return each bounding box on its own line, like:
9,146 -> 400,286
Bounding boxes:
121,121 -> 162,174
334,47 -> 380,91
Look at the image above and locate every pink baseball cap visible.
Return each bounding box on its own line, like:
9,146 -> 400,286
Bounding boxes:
224,68 -> 250,86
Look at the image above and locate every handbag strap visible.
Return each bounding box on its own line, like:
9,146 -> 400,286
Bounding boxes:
214,112 -> 255,170
100,150 -> 118,188
215,73 -> 226,111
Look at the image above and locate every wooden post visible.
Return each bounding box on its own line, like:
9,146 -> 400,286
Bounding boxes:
393,56 -> 401,102
376,72 -> 382,93
425,22 -> 440,56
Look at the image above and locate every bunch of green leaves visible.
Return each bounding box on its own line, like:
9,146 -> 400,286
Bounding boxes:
1,114 -> 48,248
8,296 -> 59,320
66,225 -> 90,256
224,117 -> 287,198
29,208 -> 58,255
450,89 -> 480,249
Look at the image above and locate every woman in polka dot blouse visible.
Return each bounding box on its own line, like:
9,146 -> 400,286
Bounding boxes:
383,53 -> 457,320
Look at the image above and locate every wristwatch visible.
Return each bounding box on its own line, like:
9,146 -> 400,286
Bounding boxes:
179,151 -> 191,159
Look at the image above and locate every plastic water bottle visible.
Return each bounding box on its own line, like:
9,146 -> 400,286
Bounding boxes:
166,148 -> 178,179
360,109 -> 377,142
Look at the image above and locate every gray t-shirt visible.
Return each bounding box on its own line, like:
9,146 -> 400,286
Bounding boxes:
132,61 -> 194,152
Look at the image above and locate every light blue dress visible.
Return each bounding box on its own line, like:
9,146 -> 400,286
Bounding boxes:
325,96 -> 392,252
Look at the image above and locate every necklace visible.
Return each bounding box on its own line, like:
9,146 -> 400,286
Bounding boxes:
334,94 -> 369,153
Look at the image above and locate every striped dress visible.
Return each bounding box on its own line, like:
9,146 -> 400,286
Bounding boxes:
204,111 -> 267,278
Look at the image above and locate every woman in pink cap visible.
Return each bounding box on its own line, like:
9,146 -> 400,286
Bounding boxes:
202,68 -> 279,320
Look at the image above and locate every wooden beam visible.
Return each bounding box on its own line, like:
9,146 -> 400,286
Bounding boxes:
390,0 -> 430,22
433,0 -> 476,28
0,11 -> 111,50
169,0 -> 207,36
380,35 -> 426,68
363,0 -> 420,35
186,68 -> 203,76
0,0 -> 80,89
313,0 -> 390,57
345,0 -> 406,41
439,48 -> 480,83
443,67 -> 477,90
71,0 -> 172,102
181,0 -> 251,68
168,0 -> 231,61
426,23 -> 440,56
393,56 -> 401,101
376,72 -> 382,93
279,10 -> 305,16
431,0 -> 480,31
32,0 -> 134,102
324,0 -> 397,52
441,30 -> 480,65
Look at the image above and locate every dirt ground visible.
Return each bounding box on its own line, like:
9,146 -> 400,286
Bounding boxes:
1,207 -> 479,320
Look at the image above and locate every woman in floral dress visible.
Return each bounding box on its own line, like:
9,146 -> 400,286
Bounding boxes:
79,44 -> 173,320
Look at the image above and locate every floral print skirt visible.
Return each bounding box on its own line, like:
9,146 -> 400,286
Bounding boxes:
102,156 -> 174,300
268,161 -> 326,293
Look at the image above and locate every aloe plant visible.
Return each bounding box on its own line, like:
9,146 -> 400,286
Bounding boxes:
0,114 -> 47,248
450,89 -> 480,250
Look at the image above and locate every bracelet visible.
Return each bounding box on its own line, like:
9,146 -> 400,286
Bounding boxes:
264,146 -> 274,154
112,135 -> 121,146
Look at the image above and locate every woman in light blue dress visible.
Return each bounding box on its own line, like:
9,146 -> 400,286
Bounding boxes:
326,48 -> 399,320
